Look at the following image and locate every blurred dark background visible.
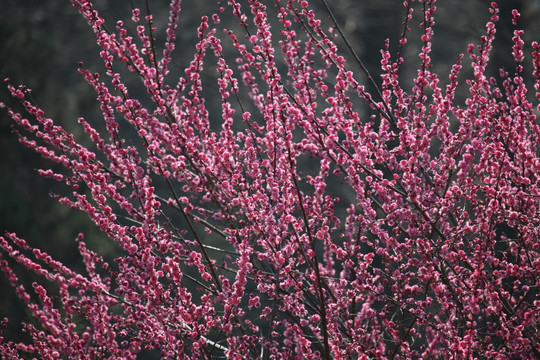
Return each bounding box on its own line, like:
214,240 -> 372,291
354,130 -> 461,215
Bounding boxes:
1,0 -> 538,349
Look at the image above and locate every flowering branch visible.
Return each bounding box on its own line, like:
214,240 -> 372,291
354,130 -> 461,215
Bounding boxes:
1,0 -> 540,358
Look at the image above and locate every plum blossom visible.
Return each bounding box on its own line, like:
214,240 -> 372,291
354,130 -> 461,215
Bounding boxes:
1,0 -> 540,358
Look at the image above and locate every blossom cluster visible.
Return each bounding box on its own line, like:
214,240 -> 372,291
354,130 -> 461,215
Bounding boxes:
1,0 -> 540,358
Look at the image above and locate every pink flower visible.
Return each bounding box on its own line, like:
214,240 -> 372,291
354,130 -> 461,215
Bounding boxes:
1,0 -> 539,358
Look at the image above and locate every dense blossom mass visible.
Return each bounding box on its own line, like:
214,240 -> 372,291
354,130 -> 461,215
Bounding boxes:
1,0 -> 540,358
